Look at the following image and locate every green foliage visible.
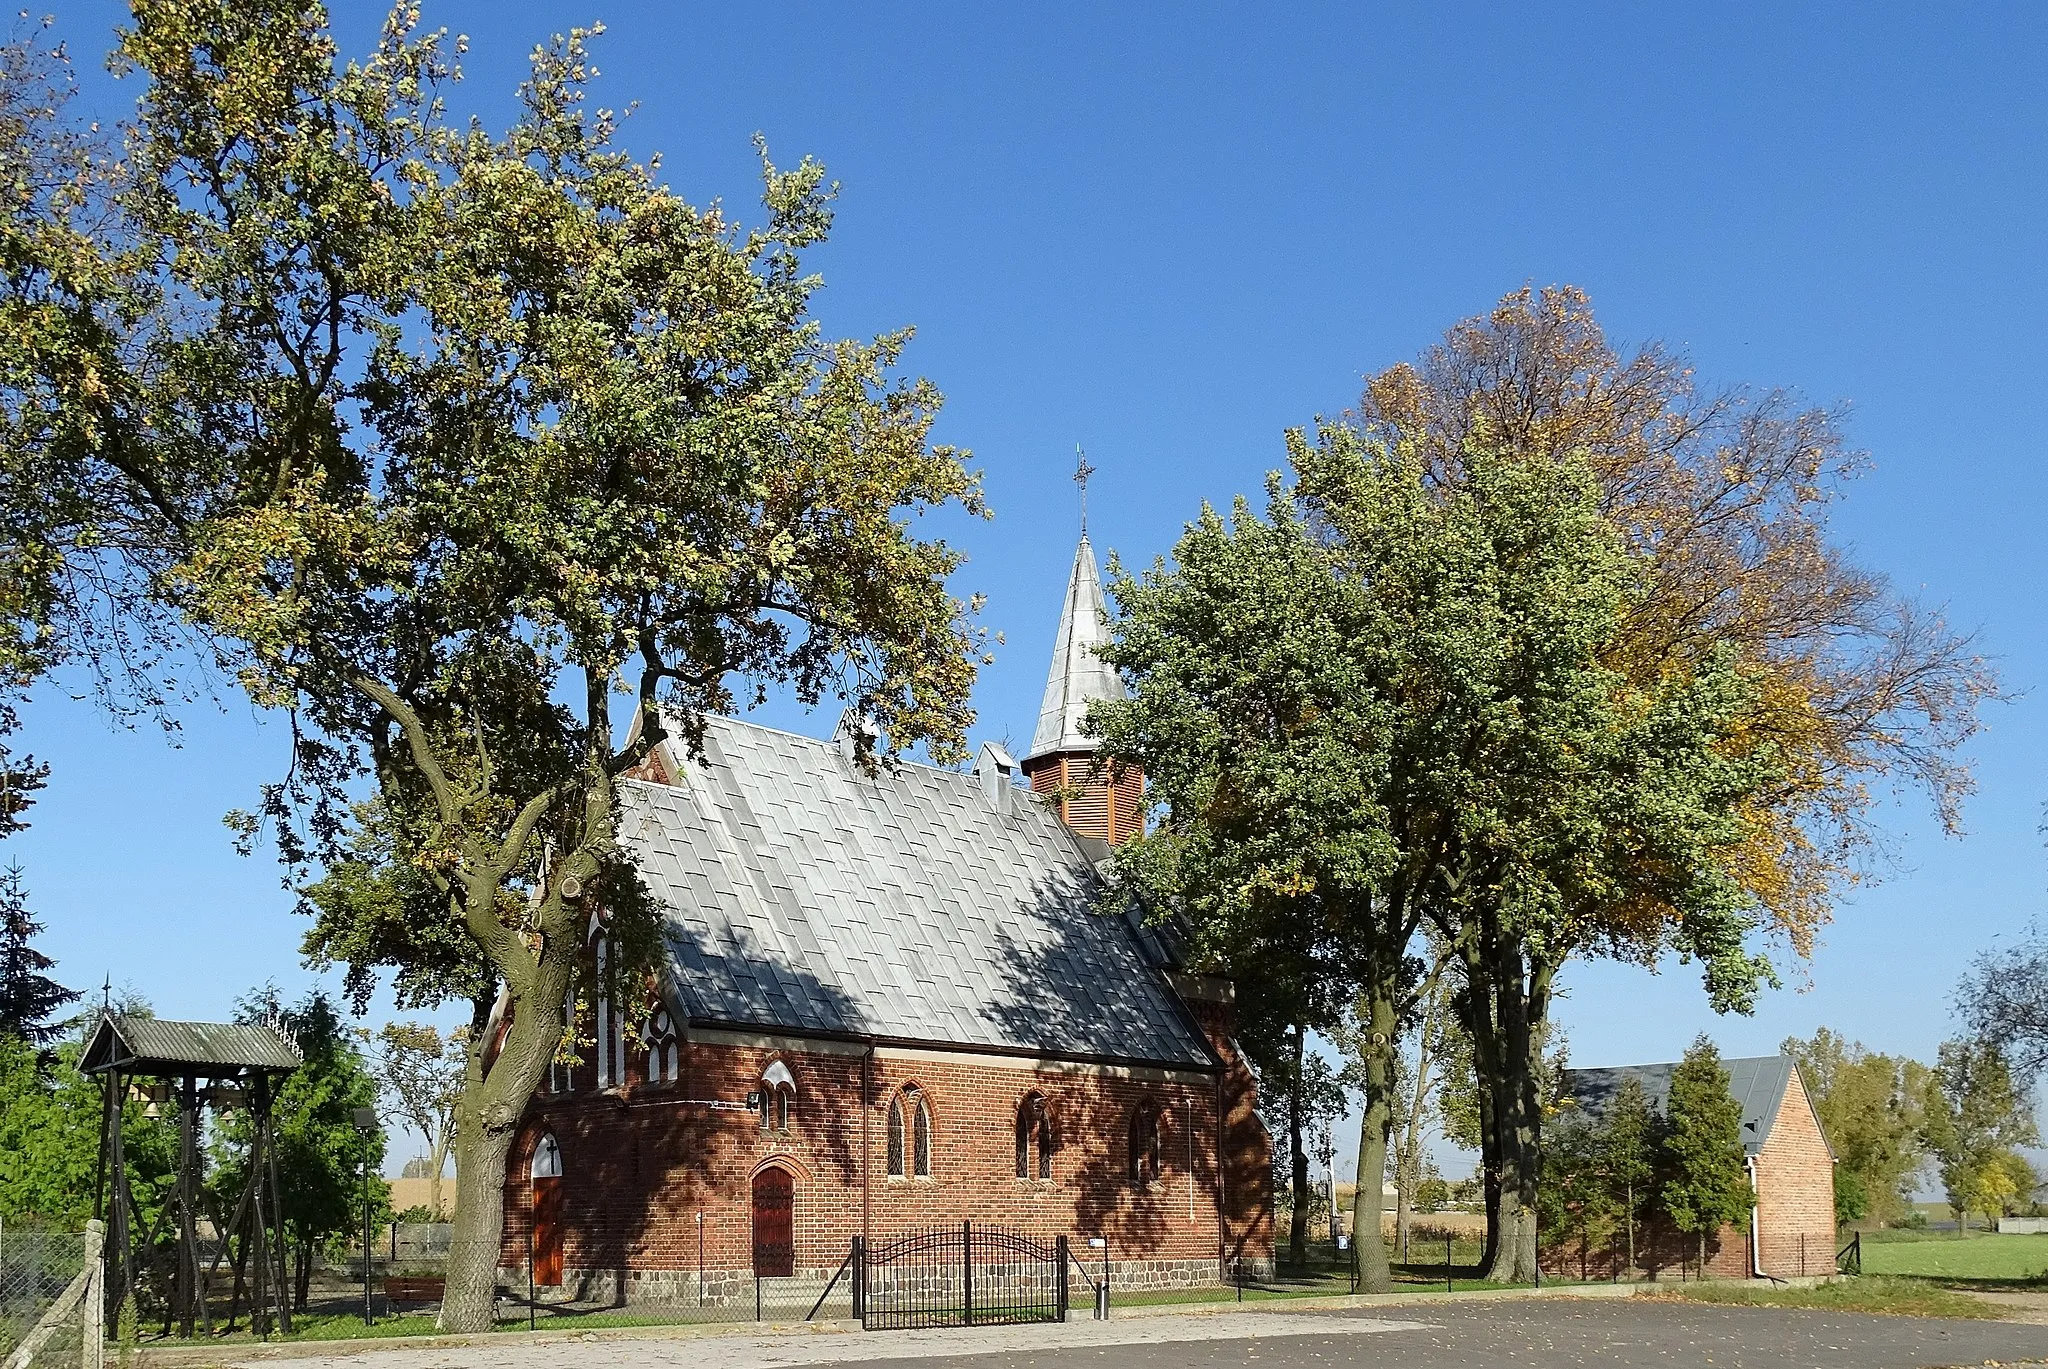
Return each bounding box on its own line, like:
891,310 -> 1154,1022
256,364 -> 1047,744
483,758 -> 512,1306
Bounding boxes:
1922,1037 -> 2039,1225
0,865 -> 76,1045
1661,1037 -> 1752,1246
1603,1077 -> 1659,1257
214,987 -> 388,1263
1782,1027 -> 1929,1227
0,1028 -> 174,1229
1538,1111 -> 1620,1258
5,4 -> 988,1326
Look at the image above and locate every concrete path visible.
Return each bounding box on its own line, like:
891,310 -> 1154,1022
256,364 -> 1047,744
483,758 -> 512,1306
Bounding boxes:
210,1312 -> 1429,1369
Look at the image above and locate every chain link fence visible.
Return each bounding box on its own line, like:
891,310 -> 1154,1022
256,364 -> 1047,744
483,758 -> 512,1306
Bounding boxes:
0,1225 -> 102,1369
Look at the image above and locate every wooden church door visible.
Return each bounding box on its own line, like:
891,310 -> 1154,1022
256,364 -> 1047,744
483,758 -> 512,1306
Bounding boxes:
530,1133 -> 564,1286
751,1167 -> 794,1277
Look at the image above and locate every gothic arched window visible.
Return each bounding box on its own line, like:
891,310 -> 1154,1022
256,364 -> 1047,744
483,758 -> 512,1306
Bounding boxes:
911,1090 -> 932,1178
1129,1104 -> 1162,1187
1016,1093 -> 1055,1180
644,1008 -> 679,1085
758,1060 -> 796,1133
530,1132 -> 563,1179
886,1095 -> 906,1178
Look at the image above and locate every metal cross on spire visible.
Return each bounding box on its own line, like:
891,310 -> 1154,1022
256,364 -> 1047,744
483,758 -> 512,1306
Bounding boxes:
1074,444 -> 1096,535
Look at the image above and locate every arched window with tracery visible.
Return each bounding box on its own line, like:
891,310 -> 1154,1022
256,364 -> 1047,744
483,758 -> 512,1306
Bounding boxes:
1015,1092 -> 1055,1180
757,1059 -> 796,1133
886,1094 -> 906,1178
910,1089 -> 932,1177
1129,1103 -> 1162,1187
644,1007 -> 679,1085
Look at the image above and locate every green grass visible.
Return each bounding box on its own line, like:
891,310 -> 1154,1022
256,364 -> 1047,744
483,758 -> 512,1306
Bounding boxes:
1860,1230 -> 2048,1284
1644,1275 -> 2004,1320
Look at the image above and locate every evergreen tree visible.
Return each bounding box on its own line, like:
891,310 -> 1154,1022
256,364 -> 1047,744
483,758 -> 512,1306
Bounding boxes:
1662,1037 -> 1752,1272
0,864 -> 76,1045
1539,1111 -> 1619,1278
1603,1078 -> 1659,1273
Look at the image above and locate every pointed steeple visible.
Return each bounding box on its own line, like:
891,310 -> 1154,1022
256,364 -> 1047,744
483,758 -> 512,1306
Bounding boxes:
1027,534 -> 1125,761
1022,532 -> 1143,847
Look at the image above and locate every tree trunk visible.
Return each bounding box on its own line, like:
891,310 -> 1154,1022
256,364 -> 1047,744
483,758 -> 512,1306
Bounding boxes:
1625,1180 -> 1635,1275
1348,989 -> 1399,1293
1288,1026 -> 1310,1269
1478,938 -> 1542,1283
437,935 -> 576,1331
426,1132 -> 451,1219
1395,1174 -> 1412,1264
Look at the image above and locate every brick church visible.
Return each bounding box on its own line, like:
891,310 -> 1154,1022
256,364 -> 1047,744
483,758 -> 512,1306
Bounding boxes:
500,534 -> 1273,1301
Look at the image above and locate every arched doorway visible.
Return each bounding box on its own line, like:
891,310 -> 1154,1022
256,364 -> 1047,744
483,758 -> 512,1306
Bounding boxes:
530,1133 -> 563,1287
751,1166 -> 794,1277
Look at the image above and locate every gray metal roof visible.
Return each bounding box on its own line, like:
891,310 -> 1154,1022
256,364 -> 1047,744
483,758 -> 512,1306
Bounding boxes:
81,1013 -> 302,1076
1027,536 -> 1126,761
628,714 -> 1213,1068
1559,1056 -> 1799,1156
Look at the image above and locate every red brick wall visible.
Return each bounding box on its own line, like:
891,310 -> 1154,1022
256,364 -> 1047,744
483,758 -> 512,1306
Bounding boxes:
500,1026 -> 1271,1288
1755,1067 -> 1837,1279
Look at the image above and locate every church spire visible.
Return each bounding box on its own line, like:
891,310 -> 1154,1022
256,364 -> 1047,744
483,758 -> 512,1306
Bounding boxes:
1027,534 -> 1124,762
1022,467 -> 1143,847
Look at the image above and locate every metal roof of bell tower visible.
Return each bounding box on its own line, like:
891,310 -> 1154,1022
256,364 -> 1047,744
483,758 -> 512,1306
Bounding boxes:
1027,533 -> 1125,761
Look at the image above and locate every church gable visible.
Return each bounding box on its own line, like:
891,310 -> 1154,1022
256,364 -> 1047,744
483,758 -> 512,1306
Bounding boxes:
620,713 -> 1212,1069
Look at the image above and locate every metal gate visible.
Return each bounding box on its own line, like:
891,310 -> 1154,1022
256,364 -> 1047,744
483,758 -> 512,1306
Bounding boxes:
861,1223 -> 1067,1330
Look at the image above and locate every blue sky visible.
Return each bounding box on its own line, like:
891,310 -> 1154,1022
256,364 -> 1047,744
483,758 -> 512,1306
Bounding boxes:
13,3 -> 2047,1171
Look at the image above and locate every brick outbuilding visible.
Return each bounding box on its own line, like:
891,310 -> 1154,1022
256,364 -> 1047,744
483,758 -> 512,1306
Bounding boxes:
498,535 -> 1273,1304
1551,1055 -> 1836,1281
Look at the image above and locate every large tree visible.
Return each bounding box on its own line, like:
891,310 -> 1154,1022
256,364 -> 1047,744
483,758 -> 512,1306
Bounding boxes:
1093,435 -> 1776,1289
1289,420 -> 1785,1282
1781,1027 -> 1928,1226
1346,286 -> 1997,1279
1921,1037 -> 2038,1231
12,3 -> 985,1330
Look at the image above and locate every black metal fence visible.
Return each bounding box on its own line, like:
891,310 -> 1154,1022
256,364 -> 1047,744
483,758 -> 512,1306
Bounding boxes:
861,1223 -> 1067,1330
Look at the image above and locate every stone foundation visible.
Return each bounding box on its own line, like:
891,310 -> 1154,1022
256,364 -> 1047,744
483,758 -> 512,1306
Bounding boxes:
500,1254 -> 1247,1310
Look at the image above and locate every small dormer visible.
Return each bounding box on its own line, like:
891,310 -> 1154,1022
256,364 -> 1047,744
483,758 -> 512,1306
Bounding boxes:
836,707 -> 880,769
976,741 -> 1017,815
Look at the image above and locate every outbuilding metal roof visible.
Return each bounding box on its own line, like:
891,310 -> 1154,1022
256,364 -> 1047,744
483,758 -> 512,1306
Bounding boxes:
1559,1056 -> 1801,1157
625,714 -> 1213,1069
81,1013 -> 302,1077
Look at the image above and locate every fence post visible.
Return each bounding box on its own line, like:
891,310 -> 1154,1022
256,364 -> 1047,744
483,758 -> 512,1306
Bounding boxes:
853,1235 -> 865,1322
755,1272 -> 762,1322
961,1221 -> 974,1326
85,1221 -> 106,1369
1055,1236 -> 1068,1322
1446,1233 -> 1453,1294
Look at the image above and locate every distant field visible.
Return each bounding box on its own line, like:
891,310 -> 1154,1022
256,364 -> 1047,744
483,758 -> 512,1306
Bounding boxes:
1861,1231 -> 2048,1282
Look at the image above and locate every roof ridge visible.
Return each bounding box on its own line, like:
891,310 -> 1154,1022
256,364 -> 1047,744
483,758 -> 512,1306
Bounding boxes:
652,708 -> 990,787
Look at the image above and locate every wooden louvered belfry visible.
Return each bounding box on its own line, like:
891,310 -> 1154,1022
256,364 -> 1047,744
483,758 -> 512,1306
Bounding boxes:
81,1012 -> 302,1340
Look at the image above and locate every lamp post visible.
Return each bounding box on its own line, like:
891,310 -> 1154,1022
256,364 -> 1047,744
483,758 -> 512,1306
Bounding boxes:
351,1107 -> 378,1326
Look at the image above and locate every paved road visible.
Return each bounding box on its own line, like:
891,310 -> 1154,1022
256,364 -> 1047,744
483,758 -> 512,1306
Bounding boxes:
223,1299 -> 2048,1369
